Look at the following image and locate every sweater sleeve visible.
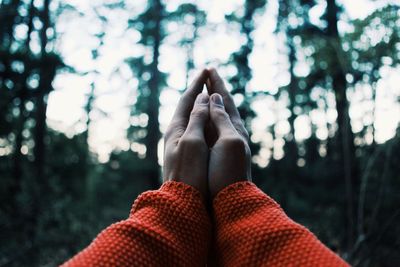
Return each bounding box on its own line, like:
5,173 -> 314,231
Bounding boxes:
212,181 -> 349,267
61,181 -> 211,267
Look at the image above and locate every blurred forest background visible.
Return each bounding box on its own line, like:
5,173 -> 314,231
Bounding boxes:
1,0 -> 400,266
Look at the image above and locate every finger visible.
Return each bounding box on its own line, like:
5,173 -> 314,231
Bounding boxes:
209,93 -> 237,136
170,69 -> 208,127
181,93 -> 210,140
206,68 -> 240,120
206,68 -> 249,139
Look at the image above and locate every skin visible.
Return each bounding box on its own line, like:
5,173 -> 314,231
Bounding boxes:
206,68 -> 252,198
163,69 -> 210,197
163,68 -> 251,199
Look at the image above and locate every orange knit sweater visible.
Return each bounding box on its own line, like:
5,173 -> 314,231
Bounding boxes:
61,181 -> 349,267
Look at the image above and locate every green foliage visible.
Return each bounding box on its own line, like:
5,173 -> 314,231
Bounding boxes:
225,0 -> 267,158
0,0 -> 399,266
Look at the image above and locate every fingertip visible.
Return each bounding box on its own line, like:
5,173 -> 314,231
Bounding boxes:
208,66 -> 219,73
207,67 -> 216,73
209,94 -> 236,135
207,68 -> 226,94
195,93 -> 210,105
198,68 -> 209,80
192,68 -> 209,84
186,69 -> 209,96
207,68 -> 218,79
210,93 -> 224,107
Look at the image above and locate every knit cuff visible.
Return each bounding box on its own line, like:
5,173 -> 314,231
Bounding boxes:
213,181 -> 282,216
130,181 -> 206,216
160,181 -> 203,198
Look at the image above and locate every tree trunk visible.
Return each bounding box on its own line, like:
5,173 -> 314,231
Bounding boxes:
0,0 -> 20,48
34,0 -> 51,183
144,0 -> 163,189
287,37 -> 298,143
11,0 -> 35,198
326,0 -> 358,253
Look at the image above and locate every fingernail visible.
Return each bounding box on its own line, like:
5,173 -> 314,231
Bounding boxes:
196,93 -> 209,104
211,94 -> 223,106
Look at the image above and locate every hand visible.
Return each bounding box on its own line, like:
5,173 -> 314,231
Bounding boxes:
163,69 -> 210,198
206,68 -> 252,198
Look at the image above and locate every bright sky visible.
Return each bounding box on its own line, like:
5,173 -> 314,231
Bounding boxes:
46,0 -> 400,163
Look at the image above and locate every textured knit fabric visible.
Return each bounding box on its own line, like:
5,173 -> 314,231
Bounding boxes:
213,181 -> 349,267
61,181 -> 211,267
62,181 -> 349,267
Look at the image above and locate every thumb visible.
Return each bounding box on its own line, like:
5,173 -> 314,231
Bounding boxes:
210,93 -> 237,136
182,93 -> 210,139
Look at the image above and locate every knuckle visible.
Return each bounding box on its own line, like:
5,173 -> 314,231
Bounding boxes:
219,135 -> 251,163
220,136 -> 246,150
165,124 -> 184,142
232,119 -> 249,140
